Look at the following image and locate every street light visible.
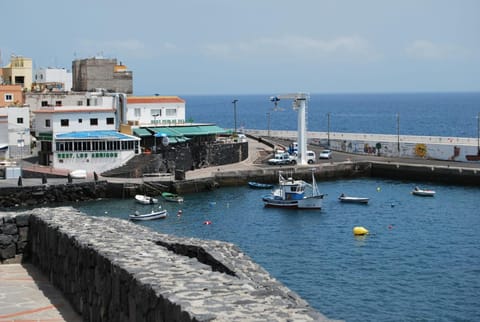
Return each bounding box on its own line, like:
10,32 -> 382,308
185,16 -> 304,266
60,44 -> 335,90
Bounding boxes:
327,112 -> 331,148
152,114 -> 159,152
396,113 -> 400,153
266,112 -> 271,137
232,99 -> 238,135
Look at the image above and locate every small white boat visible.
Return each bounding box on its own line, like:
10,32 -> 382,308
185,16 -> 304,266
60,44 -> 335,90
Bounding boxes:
129,209 -> 167,221
69,169 -> 87,179
338,194 -> 369,204
135,194 -> 159,204
412,186 -> 435,197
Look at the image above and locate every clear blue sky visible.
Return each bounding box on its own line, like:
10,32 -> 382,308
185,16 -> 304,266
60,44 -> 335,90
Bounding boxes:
2,0 -> 479,95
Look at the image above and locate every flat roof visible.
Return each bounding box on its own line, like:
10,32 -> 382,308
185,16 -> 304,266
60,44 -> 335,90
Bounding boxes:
56,130 -> 139,140
127,96 -> 185,104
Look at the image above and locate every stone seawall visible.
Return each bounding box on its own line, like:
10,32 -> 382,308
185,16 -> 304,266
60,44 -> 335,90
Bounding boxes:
0,181 -> 108,209
371,162 -> 480,185
1,208 -> 334,321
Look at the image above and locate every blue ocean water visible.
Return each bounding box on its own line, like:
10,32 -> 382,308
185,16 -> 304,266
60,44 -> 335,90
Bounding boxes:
76,178 -> 480,322
183,92 -> 480,138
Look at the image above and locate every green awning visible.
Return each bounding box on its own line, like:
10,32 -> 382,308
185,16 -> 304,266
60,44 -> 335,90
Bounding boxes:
133,128 -> 153,137
37,132 -> 53,141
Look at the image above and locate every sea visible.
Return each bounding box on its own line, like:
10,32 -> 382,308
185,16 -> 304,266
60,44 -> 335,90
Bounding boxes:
76,92 -> 480,322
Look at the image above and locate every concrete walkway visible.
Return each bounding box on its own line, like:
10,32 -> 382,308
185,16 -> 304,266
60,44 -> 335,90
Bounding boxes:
0,263 -> 81,322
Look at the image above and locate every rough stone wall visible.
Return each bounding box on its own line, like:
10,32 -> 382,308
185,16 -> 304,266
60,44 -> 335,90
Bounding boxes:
0,214 -> 30,263
1,208 -> 333,321
0,181 -> 108,209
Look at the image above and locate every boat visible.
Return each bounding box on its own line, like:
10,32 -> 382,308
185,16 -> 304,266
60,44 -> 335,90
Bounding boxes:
338,194 -> 369,204
161,192 -> 184,203
129,209 -> 167,221
248,181 -> 274,189
412,186 -> 436,197
69,169 -> 87,179
135,194 -> 159,204
262,171 -> 324,209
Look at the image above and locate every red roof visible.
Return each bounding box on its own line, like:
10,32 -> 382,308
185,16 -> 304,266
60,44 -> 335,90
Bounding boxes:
127,96 -> 185,104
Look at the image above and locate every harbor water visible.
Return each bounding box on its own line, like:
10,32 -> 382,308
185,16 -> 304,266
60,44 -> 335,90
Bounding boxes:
76,177 -> 480,322
76,92 -> 480,321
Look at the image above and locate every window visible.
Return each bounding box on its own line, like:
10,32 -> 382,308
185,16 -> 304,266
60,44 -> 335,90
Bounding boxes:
41,101 -> 48,107
106,117 -> 114,125
77,101 -> 83,106
166,108 -> 177,116
17,117 -> 24,124
134,108 -> 141,117
78,118 -> 82,123
90,118 -> 98,126
55,101 -> 62,106
151,109 -> 161,117
4,94 -> 13,102
45,119 -> 51,127
61,119 -> 69,127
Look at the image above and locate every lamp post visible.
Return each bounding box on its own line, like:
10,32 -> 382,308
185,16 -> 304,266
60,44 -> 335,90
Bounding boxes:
327,112 -> 331,148
396,113 -> 400,153
477,112 -> 479,154
152,114 -> 159,152
232,99 -> 238,135
266,112 -> 271,137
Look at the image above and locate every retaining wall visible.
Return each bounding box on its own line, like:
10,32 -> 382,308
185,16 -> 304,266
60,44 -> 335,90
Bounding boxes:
1,208 -> 333,321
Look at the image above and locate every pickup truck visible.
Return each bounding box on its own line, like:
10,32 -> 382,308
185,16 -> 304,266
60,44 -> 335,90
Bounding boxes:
268,151 -> 316,165
268,152 -> 296,165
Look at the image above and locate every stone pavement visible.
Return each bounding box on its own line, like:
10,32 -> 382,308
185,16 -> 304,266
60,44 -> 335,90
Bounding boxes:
0,263 -> 81,322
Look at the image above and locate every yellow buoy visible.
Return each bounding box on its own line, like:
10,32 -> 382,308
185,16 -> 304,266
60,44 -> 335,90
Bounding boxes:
353,226 -> 369,236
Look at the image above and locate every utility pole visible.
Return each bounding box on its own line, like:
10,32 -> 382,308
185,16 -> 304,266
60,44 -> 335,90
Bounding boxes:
232,99 -> 238,135
396,113 -> 400,153
266,112 -> 271,137
327,112 -> 331,148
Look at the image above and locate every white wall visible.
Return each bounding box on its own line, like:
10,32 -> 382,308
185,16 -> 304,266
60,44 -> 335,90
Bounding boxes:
126,102 -> 186,125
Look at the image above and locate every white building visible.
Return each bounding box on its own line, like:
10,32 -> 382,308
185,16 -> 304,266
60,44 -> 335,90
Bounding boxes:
33,67 -> 73,92
126,96 -> 185,126
30,91 -> 138,173
0,107 -> 31,160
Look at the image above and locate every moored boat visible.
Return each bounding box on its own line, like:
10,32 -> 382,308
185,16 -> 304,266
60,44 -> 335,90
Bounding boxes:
338,194 -> 369,204
248,181 -> 274,189
412,186 -> 435,197
135,194 -> 159,204
262,171 -> 324,209
161,192 -> 184,203
129,209 -> 167,221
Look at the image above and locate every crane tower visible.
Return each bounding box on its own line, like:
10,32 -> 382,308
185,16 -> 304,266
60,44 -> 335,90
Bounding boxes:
269,93 -> 309,165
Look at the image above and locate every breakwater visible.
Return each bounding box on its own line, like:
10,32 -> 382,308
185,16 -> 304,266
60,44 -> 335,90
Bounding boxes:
1,208 -> 333,321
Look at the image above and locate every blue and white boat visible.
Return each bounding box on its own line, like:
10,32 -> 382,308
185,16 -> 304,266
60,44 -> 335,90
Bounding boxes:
248,181 -> 274,189
129,208 -> 167,221
262,171 -> 324,209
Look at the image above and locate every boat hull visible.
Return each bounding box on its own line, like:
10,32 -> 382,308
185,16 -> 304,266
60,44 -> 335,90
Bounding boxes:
339,196 -> 369,204
135,195 -> 159,204
129,210 -> 167,221
412,190 -> 435,197
262,195 -> 324,209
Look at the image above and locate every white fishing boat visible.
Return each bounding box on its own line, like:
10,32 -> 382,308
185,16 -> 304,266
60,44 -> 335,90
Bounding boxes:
412,186 -> 436,197
129,209 -> 167,221
338,194 -> 369,204
135,194 -> 159,204
262,171 -> 324,209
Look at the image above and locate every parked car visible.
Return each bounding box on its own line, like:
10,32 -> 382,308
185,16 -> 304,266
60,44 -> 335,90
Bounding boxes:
319,149 -> 332,159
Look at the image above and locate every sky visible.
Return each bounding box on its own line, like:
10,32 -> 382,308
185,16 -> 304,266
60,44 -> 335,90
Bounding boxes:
2,0 -> 480,95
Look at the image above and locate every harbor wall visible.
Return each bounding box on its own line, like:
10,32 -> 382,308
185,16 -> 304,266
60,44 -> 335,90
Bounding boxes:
370,162 -> 480,185
247,130 -> 480,163
0,208 -> 330,321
